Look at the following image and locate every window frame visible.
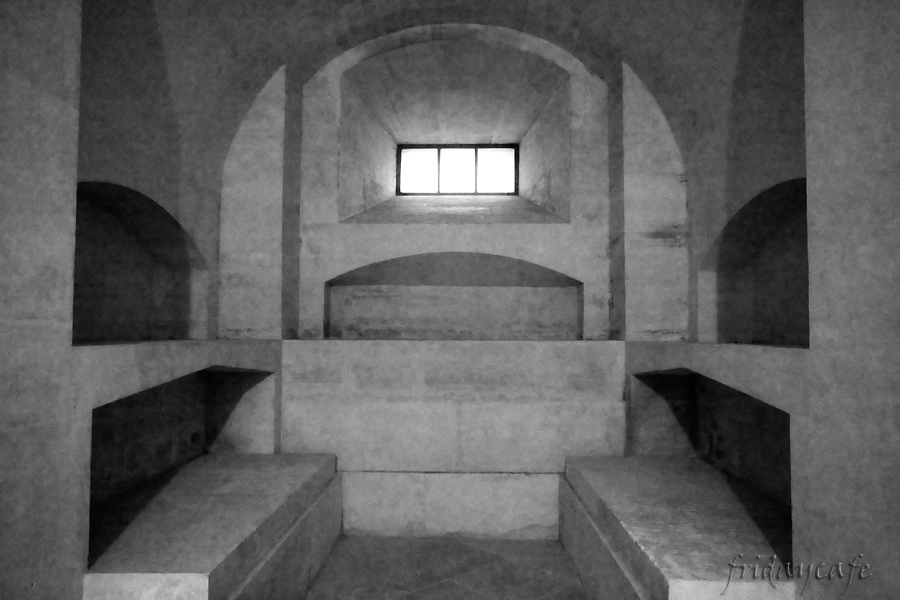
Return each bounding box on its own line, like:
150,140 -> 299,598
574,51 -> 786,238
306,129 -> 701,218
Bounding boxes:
395,143 -> 519,196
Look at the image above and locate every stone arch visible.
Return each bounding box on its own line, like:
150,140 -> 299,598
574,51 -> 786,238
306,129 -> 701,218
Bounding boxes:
324,252 -> 583,340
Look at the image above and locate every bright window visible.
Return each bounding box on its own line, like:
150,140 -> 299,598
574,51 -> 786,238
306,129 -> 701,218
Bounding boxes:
397,145 -> 517,195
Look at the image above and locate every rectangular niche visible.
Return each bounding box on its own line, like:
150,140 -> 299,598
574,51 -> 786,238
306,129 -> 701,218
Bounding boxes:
324,253 -> 584,340
629,370 -> 792,562
88,369 -> 270,567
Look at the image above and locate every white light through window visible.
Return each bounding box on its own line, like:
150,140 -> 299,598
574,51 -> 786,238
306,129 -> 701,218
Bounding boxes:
398,145 -> 517,195
399,148 -> 438,194
439,148 -> 476,193
476,148 -> 516,193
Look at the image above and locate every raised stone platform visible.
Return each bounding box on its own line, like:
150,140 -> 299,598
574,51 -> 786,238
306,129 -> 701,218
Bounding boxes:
84,453 -> 341,600
282,341 -> 625,538
561,456 -> 793,600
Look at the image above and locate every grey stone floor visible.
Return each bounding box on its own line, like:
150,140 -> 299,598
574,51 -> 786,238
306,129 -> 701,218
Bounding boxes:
305,536 -> 588,600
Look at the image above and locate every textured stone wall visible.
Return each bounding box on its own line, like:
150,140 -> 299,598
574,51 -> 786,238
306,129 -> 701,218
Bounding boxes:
1,2 -> 83,597
327,285 -> 581,340
801,1 -> 900,596
623,64 -> 688,341
219,67 -> 285,339
520,80 -> 571,220
338,77 -> 396,220
78,0 -> 182,218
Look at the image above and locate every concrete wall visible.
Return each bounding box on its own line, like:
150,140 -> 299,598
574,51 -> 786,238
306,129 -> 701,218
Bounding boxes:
520,81 -> 571,220
219,67 -> 285,339
77,0 -> 181,218
801,1 -> 900,597
1,2 -> 83,597
623,64 -> 688,342
338,77 -> 395,220
327,285 -> 581,340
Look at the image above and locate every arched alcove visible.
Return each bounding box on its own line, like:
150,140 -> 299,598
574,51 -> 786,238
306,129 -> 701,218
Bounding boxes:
298,24 -> 608,226
715,178 -> 808,347
74,182 -> 208,344
325,252 -> 583,340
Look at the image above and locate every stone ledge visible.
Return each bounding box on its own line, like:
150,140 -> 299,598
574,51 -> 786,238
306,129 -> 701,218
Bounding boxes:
84,453 -> 339,600
563,456 -> 793,600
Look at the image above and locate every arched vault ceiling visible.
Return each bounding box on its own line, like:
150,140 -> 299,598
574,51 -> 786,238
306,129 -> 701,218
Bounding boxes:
345,39 -> 569,144
150,0 -> 748,211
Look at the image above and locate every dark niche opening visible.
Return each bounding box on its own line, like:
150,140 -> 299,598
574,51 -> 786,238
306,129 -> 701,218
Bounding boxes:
629,370 -> 792,563
324,252 -> 583,340
74,182 -> 206,344
88,369 -> 269,567
715,179 -> 809,347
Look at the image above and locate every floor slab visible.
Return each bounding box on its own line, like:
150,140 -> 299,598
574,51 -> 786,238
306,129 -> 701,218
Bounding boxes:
306,536 -> 588,600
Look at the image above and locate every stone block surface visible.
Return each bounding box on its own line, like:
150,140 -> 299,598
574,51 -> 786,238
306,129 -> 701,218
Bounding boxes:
85,453 -> 338,600
282,341 -> 626,472
560,479 -> 646,600
564,456 -> 794,600
343,472 -> 558,539
231,476 -> 342,600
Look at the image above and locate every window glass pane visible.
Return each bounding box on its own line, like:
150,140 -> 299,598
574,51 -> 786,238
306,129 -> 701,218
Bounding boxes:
439,148 -> 476,193
476,148 -> 516,193
399,148 -> 438,194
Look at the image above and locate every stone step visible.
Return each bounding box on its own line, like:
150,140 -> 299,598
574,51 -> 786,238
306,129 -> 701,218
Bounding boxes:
282,340 -> 627,473
84,453 -> 341,600
561,456 -> 794,600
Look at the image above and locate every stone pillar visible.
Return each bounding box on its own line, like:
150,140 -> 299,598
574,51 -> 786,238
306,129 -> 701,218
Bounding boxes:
798,1 -> 900,597
0,1 -> 85,597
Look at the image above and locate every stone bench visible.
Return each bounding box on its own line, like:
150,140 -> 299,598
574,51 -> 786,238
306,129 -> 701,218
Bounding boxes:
561,456 -> 793,600
84,453 -> 341,600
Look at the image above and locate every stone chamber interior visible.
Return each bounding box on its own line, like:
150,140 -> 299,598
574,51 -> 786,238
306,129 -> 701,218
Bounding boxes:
4,0 -> 900,599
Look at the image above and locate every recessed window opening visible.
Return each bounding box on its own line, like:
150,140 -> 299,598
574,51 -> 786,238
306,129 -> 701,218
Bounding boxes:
397,145 -> 518,195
